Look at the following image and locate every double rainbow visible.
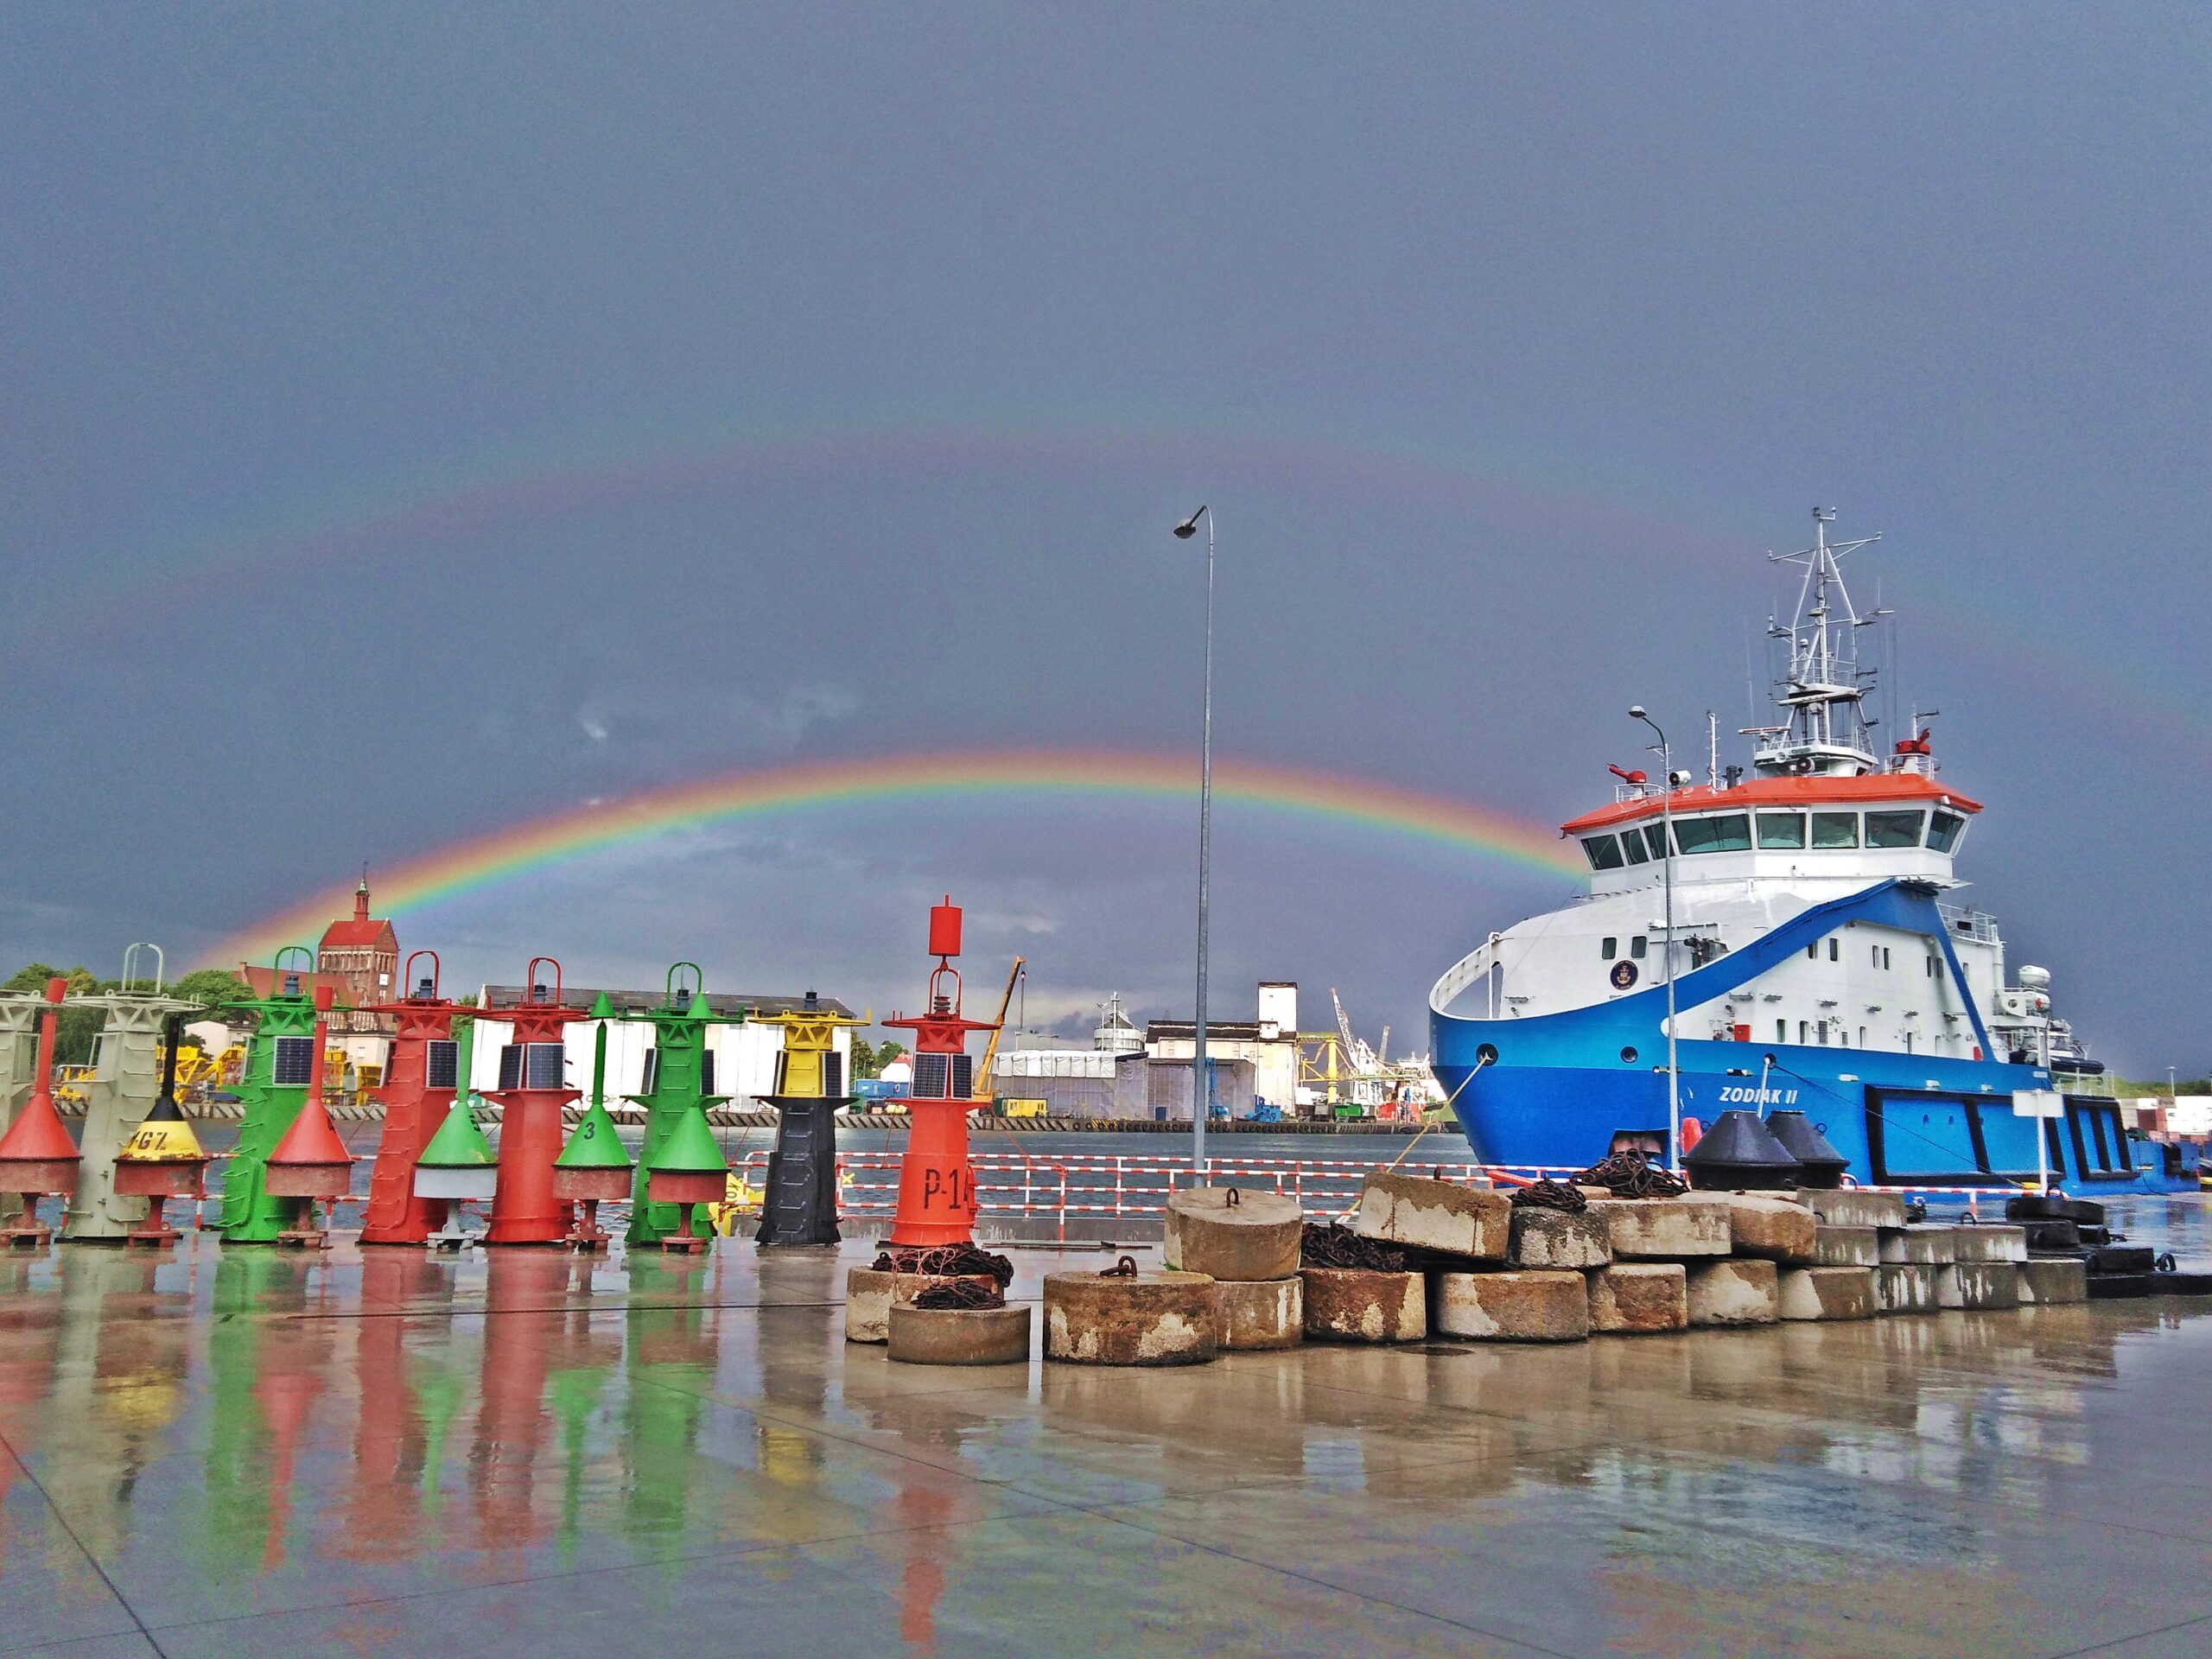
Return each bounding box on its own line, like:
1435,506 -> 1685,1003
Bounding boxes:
205,749 -> 1580,966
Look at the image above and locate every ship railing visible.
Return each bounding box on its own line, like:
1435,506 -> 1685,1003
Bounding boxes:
1936,902 -> 2000,944
1429,938 -> 1501,1016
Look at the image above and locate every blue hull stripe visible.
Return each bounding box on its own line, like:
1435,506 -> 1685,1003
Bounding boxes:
1433,878 -> 2195,1193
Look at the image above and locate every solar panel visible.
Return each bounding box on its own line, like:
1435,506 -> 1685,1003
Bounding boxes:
425,1039 -> 459,1090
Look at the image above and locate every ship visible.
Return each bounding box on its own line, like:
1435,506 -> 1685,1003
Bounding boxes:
1429,511 -> 2196,1193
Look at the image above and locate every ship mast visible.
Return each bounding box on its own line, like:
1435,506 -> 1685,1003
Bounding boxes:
1753,508 -> 1886,779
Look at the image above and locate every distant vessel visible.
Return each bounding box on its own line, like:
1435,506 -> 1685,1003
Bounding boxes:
1430,512 -> 2194,1192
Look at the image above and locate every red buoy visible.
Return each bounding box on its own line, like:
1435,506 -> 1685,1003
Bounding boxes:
481,959 -> 588,1247
0,978 -> 80,1247
358,952 -> 469,1246
883,899 -> 1000,1251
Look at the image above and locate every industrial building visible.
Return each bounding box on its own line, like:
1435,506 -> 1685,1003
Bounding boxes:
989,984 -> 1299,1121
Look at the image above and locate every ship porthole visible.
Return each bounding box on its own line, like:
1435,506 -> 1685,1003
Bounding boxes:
1620,1046 -> 1639,1065
1476,1044 -> 1498,1065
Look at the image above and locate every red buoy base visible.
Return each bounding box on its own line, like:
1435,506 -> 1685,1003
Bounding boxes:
124,1197 -> 183,1249
0,1160 -> 79,1198
114,1160 -> 207,1199
566,1198 -> 613,1252
264,1162 -> 353,1200
0,1209 -> 53,1249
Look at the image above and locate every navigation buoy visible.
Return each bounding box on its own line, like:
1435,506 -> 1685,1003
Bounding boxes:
111,1011 -> 212,1248
753,989 -> 868,1249
641,1102 -> 727,1254
883,899 -> 998,1251
360,952 -> 471,1246
0,978 -> 79,1247
552,996 -> 632,1251
481,959 -> 588,1247
262,986 -> 353,1248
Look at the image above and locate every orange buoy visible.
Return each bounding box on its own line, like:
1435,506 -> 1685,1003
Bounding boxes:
0,978 -> 80,1247
883,899 -> 998,1252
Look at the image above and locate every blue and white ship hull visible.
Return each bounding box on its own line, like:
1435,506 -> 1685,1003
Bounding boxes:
1433,898 -> 2193,1195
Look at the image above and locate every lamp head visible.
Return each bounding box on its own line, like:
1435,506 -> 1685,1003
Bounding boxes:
1173,505 -> 1207,539
1629,705 -> 1647,719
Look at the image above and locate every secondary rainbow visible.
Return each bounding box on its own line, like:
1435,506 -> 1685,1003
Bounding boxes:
205,749 -> 1581,966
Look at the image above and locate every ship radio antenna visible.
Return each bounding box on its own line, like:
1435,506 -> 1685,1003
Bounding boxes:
1759,506 -> 1884,777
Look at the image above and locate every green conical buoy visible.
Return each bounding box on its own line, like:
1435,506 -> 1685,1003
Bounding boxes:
645,1103 -> 727,1174
684,992 -> 712,1021
588,990 -> 617,1020
418,1096 -> 496,1166
556,1099 -> 632,1170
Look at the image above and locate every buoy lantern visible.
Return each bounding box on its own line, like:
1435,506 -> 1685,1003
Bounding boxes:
112,1012 -> 213,1248
642,1102 -> 727,1253
0,977 -> 81,1246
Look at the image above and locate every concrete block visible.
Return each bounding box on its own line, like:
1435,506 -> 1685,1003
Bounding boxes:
1940,1262 -> 2020,1310
1300,1268 -> 1426,1343
1814,1225 -> 1879,1268
1044,1268 -> 1219,1366
1798,1190 -> 1908,1230
1214,1276 -> 1304,1351
887,1303 -> 1032,1365
1587,1263 -> 1688,1333
1164,1185 -> 1303,1281
1433,1269 -> 1589,1342
2016,1257 -> 2088,1306
1778,1266 -> 1876,1321
1508,1206 -> 1611,1270
845,1267 -> 999,1344
1951,1224 -> 2028,1264
1586,1198 -> 1732,1260
1878,1224 -> 1957,1265
1874,1262 -> 1943,1315
1707,1193 -> 1817,1263
1685,1258 -> 1779,1326
1351,1172 -> 1510,1260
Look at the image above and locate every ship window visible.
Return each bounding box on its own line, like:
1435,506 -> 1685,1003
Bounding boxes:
1927,810 -> 1966,853
1866,810 -> 1925,849
1807,941 -> 1818,960
1756,810 -> 1807,849
1829,938 -> 1840,962
1637,824 -> 1668,860
1811,811 -> 1859,849
1618,827 -> 1649,864
1600,937 -> 1618,960
1580,834 -> 1625,871
1777,1020 -> 1787,1043
1673,812 -> 1751,854
1630,936 -> 1648,959
1799,1020 -> 1809,1043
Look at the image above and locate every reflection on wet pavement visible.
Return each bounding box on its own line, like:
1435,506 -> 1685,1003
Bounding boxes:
0,1197 -> 2208,1656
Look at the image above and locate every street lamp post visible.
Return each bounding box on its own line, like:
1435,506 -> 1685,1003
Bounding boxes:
1630,706 -> 1681,1170
1175,505 -> 1215,1178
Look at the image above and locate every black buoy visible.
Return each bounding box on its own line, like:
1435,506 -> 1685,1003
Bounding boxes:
1682,1109 -> 1802,1191
1762,1110 -> 1849,1189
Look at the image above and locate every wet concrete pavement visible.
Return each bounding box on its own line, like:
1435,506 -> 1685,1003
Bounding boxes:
2,1197 -> 2209,1658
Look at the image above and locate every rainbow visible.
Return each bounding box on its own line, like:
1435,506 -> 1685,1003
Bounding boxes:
204,749 -> 1582,967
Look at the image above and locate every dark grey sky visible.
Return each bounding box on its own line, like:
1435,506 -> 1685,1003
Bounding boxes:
4,6 -> 2206,1071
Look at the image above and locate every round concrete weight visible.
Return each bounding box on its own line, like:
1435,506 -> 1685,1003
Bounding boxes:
1215,1276 -> 1304,1351
1044,1268 -> 1218,1366
1299,1268 -> 1427,1343
844,1267 -> 999,1344
1163,1185 -> 1302,1281
887,1302 -> 1033,1366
